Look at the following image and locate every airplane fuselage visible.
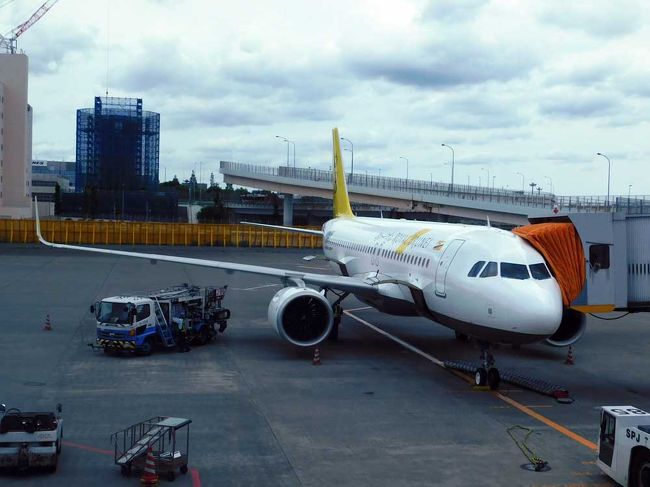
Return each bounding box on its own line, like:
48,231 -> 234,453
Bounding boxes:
323,217 -> 563,345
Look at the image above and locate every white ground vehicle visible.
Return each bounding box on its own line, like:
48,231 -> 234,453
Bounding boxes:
597,405 -> 650,486
0,403 -> 63,472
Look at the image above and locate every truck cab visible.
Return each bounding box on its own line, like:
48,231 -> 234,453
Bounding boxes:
93,296 -> 158,354
597,405 -> 650,487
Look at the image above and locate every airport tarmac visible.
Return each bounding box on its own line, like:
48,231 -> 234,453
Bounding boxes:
0,244 -> 647,486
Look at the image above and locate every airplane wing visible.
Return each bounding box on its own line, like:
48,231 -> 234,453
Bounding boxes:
34,205 -> 374,297
241,221 -> 323,236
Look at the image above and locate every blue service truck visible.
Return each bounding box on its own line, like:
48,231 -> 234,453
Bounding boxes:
90,285 -> 230,354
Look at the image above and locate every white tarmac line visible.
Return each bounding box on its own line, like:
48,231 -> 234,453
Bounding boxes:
343,310 -> 445,367
233,284 -> 281,291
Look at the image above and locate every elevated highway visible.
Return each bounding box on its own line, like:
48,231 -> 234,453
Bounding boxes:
221,161 -> 638,226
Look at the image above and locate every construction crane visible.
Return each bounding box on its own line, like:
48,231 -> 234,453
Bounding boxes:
0,0 -> 60,54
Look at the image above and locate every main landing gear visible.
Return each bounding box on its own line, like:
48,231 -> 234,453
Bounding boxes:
323,289 -> 348,341
475,346 -> 500,390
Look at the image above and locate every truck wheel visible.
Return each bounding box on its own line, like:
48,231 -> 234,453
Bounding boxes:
180,465 -> 188,474
631,449 -> 650,487
139,338 -> 153,356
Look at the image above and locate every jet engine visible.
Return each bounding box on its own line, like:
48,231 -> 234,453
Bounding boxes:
545,308 -> 586,347
267,287 -> 333,347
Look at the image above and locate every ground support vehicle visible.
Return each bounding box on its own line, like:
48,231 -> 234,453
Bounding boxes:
91,284 -> 230,354
111,416 -> 191,481
597,405 -> 650,486
0,403 -> 63,472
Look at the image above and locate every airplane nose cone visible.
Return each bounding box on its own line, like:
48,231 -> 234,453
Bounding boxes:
517,283 -> 563,335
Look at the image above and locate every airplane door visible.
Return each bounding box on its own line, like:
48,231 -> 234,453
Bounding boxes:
435,239 -> 465,297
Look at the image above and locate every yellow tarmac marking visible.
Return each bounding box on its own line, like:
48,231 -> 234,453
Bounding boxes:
344,310 -> 599,452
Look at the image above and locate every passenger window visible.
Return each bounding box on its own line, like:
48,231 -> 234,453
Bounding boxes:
479,261 -> 498,278
501,263 -> 530,280
529,263 -> 551,280
590,244 -> 610,270
467,261 -> 486,277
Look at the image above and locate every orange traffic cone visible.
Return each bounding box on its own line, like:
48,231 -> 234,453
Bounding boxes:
565,345 -> 575,365
43,314 -> 52,331
312,347 -> 321,366
140,446 -> 158,485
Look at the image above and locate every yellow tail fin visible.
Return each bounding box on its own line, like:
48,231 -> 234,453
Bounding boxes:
332,128 -> 354,218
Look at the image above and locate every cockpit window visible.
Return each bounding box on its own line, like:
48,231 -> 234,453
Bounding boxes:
529,263 -> 551,280
468,261 -> 486,277
479,261 -> 498,278
501,263 -> 530,280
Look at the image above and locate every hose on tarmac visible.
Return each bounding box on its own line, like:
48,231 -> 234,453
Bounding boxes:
507,425 -> 548,471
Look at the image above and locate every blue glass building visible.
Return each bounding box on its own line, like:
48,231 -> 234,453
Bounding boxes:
75,97 -> 160,192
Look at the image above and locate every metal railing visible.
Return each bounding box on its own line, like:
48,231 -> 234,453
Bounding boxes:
221,161 -> 650,214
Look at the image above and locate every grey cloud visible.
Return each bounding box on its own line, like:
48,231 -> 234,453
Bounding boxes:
23,26 -> 97,75
545,63 -> 614,88
348,36 -> 538,88
412,92 -> 528,131
113,40 -> 346,126
164,95 -> 340,129
538,91 -> 619,118
618,71 -> 650,98
538,1 -> 643,38
420,0 -> 488,23
543,151 -> 594,165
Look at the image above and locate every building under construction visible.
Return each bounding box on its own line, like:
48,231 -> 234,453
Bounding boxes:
75,97 -> 160,192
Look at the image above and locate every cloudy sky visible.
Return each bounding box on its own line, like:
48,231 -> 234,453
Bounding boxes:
2,0 -> 649,195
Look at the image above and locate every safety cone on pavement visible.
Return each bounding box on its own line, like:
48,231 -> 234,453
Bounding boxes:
312,347 -> 321,366
140,446 -> 158,485
42,314 -> 52,331
565,345 -> 575,365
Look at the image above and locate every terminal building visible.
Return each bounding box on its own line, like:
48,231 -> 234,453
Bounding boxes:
32,160 -> 76,192
0,53 -> 33,218
75,96 -> 160,192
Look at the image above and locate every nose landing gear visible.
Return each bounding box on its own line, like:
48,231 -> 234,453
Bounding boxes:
475,347 -> 500,390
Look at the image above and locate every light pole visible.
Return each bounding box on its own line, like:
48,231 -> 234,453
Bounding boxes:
492,175 -> 496,190
481,167 -> 490,189
596,152 -> 611,206
441,143 -> 455,193
341,137 -> 354,181
516,172 -> 525,192
629,184 -> 632,199
275,135 -> 295,167
544,176 -> 553,194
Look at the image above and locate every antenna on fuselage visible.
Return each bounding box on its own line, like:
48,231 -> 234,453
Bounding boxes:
486,215 -> 491,227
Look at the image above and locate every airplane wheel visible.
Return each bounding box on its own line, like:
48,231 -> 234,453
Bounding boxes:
487,368 -> 500,390
454,331 -> 468,342
475,368 -> 487,386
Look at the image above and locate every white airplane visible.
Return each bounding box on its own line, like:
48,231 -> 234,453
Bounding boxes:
35,128 -> 584,390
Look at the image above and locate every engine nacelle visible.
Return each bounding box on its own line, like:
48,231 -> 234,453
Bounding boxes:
545,308 -> 586,347
267,287 -> 333,347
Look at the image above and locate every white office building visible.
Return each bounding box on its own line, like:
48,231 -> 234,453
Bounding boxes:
0,53 -> 32,218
